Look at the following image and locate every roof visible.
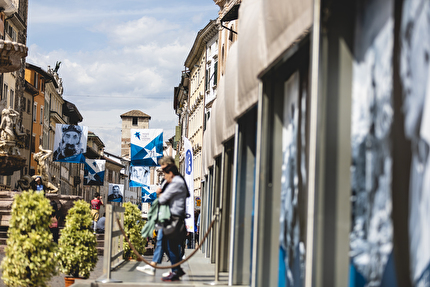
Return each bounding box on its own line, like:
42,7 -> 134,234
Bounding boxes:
120,110 -> 151,119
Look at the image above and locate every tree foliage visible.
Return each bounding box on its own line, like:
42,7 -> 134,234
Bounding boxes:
1,190 -> 58,287
57,200 -> 97,278
123,202 -> 146,259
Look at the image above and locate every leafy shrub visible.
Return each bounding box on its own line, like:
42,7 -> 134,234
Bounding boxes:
57,200 -> 97,278
123,202 -> 146,259
1,190 -> 57,287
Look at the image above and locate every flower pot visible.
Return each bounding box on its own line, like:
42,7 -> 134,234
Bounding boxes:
64,277 -> 78,287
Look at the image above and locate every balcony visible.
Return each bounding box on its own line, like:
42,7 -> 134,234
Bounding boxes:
0,0 -> 28,73
0,40 -> 27,72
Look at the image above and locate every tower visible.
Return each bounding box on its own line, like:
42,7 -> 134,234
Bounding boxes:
120,110 -> 151,158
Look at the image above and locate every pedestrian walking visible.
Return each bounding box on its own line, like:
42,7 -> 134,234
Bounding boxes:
157,162 -> 190,281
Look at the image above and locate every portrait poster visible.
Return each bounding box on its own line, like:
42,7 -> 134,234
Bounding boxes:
84,159 -> 105,186
53,124 -> 88,163
349,0 -> 396,286
108,183 -> 124,203
278,72 -> 305,287
129,165 -> 150,187
400,0 -> 430,285
130,129 -> 163,166
142,184 -> 157,204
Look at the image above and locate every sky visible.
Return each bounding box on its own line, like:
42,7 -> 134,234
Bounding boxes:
26,0 -> 219,156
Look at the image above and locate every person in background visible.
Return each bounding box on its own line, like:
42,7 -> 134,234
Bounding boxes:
96,213 -> 106,233
30,176 -> 45,193
49,200 -> 59,243
91,193 -> 103,232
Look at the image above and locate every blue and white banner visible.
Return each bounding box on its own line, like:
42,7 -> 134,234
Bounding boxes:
183,137 -> 194,233
84,159 -> 105,186
53,124 -> 88,163
142,185 -> 157,203
130,129 -> 163,166
129,165 -> 150,187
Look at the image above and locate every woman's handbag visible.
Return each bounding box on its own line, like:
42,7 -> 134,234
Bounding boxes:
163,215 -> 186,240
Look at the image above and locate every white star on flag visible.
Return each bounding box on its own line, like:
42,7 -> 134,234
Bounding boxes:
143,146 -> 162,164
85,172 -> 96,182
143,193 -> 151,201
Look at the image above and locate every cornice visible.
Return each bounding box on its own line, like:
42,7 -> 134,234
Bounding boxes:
184,20 -> 219,69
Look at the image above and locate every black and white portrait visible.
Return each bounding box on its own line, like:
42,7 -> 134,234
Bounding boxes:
350,0 -> 394,285
129,165 -> 150,187
53,124 -> 88,162
108,183 -> 124,203
401,0 -> 430,284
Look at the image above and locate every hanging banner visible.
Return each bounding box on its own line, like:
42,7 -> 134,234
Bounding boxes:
129,165 -> 150,187
349,0 -> 396,286
183,137 -> 194,233
401,0 -> 430,284
83,159 -> 105,186
108,183 -> 124,203
130,129 -> 163,166
142,184 -> 157,203
53,124 -> 88,163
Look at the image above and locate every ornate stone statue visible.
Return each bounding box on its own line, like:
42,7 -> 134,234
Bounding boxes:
33,145 -> 58,193
0,107 -> 26,156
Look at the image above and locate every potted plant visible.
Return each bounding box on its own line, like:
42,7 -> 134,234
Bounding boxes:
57,200 -> 98,286
1,190 -> 58,286
123,202 -> 146,260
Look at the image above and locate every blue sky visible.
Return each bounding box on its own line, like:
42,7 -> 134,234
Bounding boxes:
26,0 -> 219,155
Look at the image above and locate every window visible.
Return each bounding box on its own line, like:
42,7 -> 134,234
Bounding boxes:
40,106 -> 43,124
31,135 -> 36,152
33,103 -> 37,122
9,89 -> 14,109
23,97 -> 26,112
11,29 -> 16,42
132,117 -> 138,126
205,68 -> 210,91
3,83 -> 7,100
27,99 -> 31,113
33,72 -> 38,89
214,61 -> 218,86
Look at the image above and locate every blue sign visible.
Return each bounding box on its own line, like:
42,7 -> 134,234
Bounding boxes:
185,150 -> 193,175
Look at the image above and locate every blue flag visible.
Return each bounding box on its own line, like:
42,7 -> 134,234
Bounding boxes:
142,185 -> 157,203
84,159 -> 105,186
130,129 -> 163,166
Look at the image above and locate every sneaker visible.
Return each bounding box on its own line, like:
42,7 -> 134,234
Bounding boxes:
162,271 -> 170,277
136,265 -> 155,276
162,269 -> 185,278
176,268 -> 186,277
161,272 -> 180,282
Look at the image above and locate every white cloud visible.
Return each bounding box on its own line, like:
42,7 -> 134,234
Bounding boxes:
26,1 -> 219,154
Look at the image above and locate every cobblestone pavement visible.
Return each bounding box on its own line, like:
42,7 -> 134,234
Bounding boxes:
0,253 -> 105,287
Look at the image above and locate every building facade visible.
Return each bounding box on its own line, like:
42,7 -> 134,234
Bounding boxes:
182,20 -> 218,200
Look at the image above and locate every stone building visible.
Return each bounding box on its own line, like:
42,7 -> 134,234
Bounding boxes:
120,110 -> 151,159
0,0 -> 29,188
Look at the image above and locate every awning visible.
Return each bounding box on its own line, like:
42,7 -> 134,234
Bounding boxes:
263,0 -> 313,65
235,0 -> 267,120
215,42 -> 237,150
